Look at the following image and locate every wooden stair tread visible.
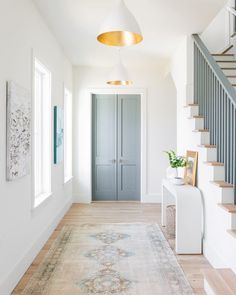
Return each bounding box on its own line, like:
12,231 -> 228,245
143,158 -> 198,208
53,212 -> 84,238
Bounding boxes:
188,115 -> 204,119
221,67 -> 236,70
231,32 -> 236,38
221,45 -> 234,54
216,60 -> 236,63
212,54 -> 234,56
184,103 -> 199,108
211,181 -> 233,188
198,144 -> 216,149
205,161 -> 224,166
226,75 -> 236,78
227,230 -> 236,239
218,204 -> 236,213
203,269 -> 235,295
193,129 -> 209,132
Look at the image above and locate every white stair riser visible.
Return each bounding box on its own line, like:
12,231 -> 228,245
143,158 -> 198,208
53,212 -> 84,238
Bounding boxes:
194,132 -> 210,145
222,69 -> 236,75
217,61 -> 236,68
218,208 -> 236,230
227,77 -> 236,83
189,118 -> 204,130
186,105 -> 199,117
209,166 -> 225,181
208,186 -> 231,203
199,148 -> 217,162
221,188 -> 235,204
207,184 -> 234,203
231,214 -> 236,230
213,55 -> 235,61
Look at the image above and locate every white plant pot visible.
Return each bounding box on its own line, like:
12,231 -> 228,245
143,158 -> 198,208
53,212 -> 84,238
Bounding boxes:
171,177 -> 185,185
166,166 -> 178,179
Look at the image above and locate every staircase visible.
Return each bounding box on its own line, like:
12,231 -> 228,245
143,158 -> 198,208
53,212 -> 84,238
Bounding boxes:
213,50 -> 236,90
185,33 -> 236,294
185,100 -> 236,295
185,102 -> 236,239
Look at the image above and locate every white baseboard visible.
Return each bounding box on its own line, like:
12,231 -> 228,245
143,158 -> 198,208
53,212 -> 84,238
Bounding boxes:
73,195 -> 91,203
142,194 -> 161,203
73,194 -> 161,204
203,238 -> 227,269
0,199 -> 72,295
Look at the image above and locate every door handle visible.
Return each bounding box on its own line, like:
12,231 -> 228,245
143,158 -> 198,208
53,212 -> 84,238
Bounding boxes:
111,159 -> 116,163
119,159 -> 123,163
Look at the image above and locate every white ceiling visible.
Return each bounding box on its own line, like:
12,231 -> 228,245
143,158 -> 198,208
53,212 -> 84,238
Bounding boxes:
33,0 -> 227,67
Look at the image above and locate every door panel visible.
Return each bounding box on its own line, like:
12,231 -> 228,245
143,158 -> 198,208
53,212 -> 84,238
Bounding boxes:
96,166 -> 116,191
118,95 -> 141,200
92,94 -> 117,201
121,165 -> 137,191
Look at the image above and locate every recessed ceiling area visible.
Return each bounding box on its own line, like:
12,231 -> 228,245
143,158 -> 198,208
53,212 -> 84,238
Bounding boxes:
33,0 -> 227,68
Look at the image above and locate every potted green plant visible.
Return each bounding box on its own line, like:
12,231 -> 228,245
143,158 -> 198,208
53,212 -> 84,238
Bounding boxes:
164,150 -> 187,184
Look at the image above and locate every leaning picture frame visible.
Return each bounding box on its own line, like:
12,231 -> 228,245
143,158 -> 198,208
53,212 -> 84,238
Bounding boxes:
184,151 -> 198,186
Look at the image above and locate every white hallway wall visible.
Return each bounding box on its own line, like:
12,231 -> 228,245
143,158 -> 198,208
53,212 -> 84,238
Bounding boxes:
201,0 -> 234,53
0,1 -> 73,294
73,66 -> 177,203
171,36 -> 195,157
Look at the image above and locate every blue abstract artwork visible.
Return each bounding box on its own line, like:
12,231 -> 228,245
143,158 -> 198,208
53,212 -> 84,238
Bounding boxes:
54,106 -> 64,164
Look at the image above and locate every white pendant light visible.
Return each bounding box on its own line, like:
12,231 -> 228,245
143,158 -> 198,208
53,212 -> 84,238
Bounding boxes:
97,0 -> 143,47
107,51 -> 132,85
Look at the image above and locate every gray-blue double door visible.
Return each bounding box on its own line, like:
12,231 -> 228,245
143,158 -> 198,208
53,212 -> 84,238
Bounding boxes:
92,94 -> 141,201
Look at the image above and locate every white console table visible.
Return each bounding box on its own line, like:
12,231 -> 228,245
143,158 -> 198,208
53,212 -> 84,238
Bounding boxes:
162,179 -> 202,254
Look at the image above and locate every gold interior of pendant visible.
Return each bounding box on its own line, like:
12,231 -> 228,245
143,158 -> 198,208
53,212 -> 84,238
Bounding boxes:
107,80 -> 133,86
97,31 -> 143,46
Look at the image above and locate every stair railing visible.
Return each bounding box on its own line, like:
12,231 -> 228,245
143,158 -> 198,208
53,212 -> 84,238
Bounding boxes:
192,34 -> 236,204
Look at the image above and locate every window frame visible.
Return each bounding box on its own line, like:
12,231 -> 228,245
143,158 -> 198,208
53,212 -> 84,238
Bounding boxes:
63,87 -> 73,184
32,57 -> 52,209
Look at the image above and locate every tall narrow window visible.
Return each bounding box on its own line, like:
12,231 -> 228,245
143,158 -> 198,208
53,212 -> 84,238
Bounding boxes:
64,88 -> 72,183
34,59 -> 52,207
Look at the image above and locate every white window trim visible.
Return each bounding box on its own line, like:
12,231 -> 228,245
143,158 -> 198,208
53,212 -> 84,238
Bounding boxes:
34,192 -> 53,210
64,175 -> 73,185
63,87 -> 73,184
31,54 -> 52,211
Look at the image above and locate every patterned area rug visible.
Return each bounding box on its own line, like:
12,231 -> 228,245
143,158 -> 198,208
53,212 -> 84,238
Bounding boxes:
21,224 -> 193,295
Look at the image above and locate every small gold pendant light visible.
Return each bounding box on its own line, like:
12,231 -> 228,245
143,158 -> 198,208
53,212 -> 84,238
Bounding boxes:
97,0 -> 143,47
107,50 -> 133,85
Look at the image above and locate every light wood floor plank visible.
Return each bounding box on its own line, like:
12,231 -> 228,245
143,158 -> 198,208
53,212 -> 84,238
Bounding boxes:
12,202 -> 211,294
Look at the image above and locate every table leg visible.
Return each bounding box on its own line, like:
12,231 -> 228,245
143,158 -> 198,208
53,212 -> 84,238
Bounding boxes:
161,185 -> 166,226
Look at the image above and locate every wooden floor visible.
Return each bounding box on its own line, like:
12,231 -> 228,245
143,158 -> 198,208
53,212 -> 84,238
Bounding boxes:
12,202 -> 212,295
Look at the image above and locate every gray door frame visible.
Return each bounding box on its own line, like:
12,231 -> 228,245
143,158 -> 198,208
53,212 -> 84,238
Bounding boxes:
88,88 -> 147,203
